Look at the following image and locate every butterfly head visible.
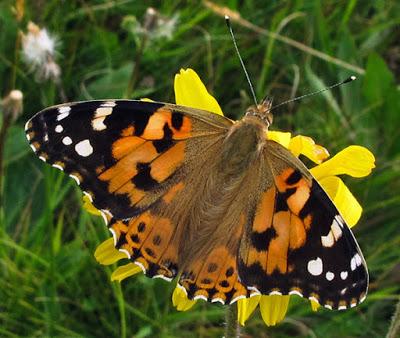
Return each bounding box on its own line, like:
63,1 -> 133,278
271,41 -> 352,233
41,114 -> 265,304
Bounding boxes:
245,98 -> 273,128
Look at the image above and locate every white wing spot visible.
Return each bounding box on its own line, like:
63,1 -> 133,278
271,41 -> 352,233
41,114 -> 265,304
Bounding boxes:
134,261 -> 146,274
211,298 -> 225,304
75,139 -> 93,157
193,295 -> 208,302
39,156 -> 46,162
308,296 -> 319,304
324,304 -> 333,310
24,120 -> 31,131
52,164 -> 64,171
57,106 -> 71,121
350,302 -> 357,308
340,271 -> 348,280
55,125 -> 63,133
92,107 -> 113,131
307,257 -> 323,276
249,291 -> 261,298
351,256 -> 357,271
109,228 -> 117,245
83,191 -> 93,202
321,231 -> 334,247
69,174 -> 80,185
153,275 -> 172,282
62,136 -> 72,145
350,253 -> 362,271
340,287 -> 348,295
247,286 -> 260,293
289,290 -> 303,297
269,290 -> 282,296
101,101 -> 117,107
100,211 -> 108,225
118,248 -> 131,259
338,305 -> 347,310
331,219 -> 343,240
177,283 -> 187,295
230,295 -> 246,304
326,271 -> 335,281
355,253 -> 362,267
101,209 -> 113,218
30,144 -> 37,152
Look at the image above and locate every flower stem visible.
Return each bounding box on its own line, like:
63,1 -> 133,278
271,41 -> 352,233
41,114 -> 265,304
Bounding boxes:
387,298 -> 400,338
225,304 -> 240,338
114,282 -> 127,338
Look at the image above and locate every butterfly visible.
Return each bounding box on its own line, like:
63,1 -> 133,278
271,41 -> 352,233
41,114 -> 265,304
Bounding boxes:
25,98 -> 368,310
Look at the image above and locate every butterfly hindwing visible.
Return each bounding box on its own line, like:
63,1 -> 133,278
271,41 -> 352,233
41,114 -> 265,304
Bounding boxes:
238,140 -> 368,310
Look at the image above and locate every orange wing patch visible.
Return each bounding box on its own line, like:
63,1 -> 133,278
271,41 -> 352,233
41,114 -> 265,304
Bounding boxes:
239,167 -> 313,289
150,142 -> 186,182
267,211 -> 290,274
99,141 -> 159,192
112,136 -> 146,160
141,108 -> 192,140
110,211 -> 179,280
179,246 -> 248,304
179,214 -> 248,304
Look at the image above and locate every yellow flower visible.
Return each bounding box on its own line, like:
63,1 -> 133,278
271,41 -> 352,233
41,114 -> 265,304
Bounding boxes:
88,68 -> 375,327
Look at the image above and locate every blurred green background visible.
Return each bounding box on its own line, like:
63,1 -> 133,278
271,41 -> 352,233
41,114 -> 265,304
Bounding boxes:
1,1 -> 400,337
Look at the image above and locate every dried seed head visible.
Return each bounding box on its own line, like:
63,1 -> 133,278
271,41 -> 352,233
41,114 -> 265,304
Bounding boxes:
123,8 -> 178,42
1,90 -> 24,122
21,21 -> 61,82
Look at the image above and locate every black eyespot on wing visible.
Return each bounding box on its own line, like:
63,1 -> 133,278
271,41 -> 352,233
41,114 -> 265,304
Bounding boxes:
286,169 -> 302,185
171,112 -> 184,130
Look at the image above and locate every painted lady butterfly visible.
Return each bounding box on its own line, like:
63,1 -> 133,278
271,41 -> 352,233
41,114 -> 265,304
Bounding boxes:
25,97 -> 368,310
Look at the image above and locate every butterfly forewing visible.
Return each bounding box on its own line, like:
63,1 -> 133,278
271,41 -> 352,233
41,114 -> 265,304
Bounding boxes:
25,100 -> 232,220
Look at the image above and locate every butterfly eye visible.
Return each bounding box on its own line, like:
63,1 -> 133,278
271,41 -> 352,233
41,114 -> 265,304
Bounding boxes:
265,113 -> 273,126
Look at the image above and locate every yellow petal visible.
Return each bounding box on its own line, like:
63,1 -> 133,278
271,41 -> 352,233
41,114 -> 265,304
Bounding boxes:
82,195 -> 102,216
94,238 -> 127,265
259,295 -> 290,327
111,262 -> 142,282
310,299 -> 320,312
237,295 -> 261,326
174,68 -> 223,115
310,145 -> 375,179
289,135 -> 330,164
172,285 -> 197,311
318,176 -> 362,227
267,131 -> 292,149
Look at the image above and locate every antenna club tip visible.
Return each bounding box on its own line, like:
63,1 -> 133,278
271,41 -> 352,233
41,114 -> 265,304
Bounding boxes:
225,15 -> 231,26
343,75 -> 357,84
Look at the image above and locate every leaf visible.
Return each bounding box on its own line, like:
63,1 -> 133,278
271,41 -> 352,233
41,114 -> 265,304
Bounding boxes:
85,63 -> 133,99
362,53 -> 394,104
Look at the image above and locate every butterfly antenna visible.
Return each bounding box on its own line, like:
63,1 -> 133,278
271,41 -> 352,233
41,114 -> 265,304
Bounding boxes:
225,16 -> 258,107
270,76 -> 356,111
